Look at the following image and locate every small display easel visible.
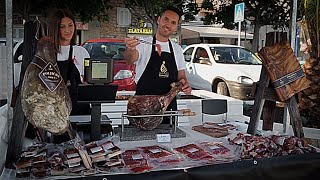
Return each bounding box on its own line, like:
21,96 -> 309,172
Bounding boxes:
247,43 -> 310,138
247,66 -> 304,138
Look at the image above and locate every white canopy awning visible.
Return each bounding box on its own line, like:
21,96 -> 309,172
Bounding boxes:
182,26 -> 253,40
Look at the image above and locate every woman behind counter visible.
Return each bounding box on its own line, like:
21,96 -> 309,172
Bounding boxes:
48,9 -> 90,115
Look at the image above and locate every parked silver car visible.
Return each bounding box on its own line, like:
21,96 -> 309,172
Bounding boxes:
183,44 -> 262,100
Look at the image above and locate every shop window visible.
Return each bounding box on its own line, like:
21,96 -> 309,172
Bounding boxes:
117,8 -> 131,27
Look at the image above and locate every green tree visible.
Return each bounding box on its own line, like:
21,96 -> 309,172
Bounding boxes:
11,0 -> 112,22
200,0 -> 292,51
123,0 -> 197,30
183,0 -> 200,22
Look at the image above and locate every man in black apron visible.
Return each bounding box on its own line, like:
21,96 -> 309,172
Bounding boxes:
124,5 -> 192,124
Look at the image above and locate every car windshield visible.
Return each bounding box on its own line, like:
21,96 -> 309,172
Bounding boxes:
83,42 -> 126,60
210,47 -> 262,65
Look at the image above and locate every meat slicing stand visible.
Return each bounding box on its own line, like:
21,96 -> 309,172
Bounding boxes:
121,110 -> 185,133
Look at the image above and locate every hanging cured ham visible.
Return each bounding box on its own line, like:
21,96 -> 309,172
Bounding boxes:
21,36 -> 72,135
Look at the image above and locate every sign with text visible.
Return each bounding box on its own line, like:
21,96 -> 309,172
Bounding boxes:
234,3 -> 245,22
156,134 -> 171,143
127,28 -> 153,35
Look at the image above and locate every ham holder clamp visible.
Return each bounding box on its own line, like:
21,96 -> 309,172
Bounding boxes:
118,82 -> 196,141
126,82 -> 183,130
117,110 -> 195,141
121,109 -> 196,133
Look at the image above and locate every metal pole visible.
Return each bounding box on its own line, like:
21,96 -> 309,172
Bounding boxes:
244,20 -> 247,46
285,0 -> 298,132
6,0 -> 13,132
290,0 -> 298,50
238,22 -> 241,46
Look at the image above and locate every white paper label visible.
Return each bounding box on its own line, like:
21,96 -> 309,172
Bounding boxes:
66,153 -> 79,159
149,148 -> 162,154
132,154 -> 143,160
102,142 -> 114,151
90,146 -> 103,154
209,145 -> 220,150
157,134 -> 171,143
187,147 -> 199,153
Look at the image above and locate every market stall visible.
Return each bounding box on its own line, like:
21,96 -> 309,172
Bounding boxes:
2,36 -> 319,179
1,120 -> 319,180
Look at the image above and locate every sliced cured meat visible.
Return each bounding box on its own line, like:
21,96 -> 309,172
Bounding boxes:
122,150 -> 145,166
200,142 -> 230,155
139,145 -> 173,159
173,144 -> 212,160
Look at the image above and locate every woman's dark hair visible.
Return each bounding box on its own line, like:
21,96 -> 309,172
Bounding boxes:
160,5 -> 183,20
48,9 -> 77,52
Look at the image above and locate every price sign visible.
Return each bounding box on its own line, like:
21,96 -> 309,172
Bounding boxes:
156,134 -> 171,143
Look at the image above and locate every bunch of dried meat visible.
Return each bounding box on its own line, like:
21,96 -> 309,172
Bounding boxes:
229,133 -> 317,159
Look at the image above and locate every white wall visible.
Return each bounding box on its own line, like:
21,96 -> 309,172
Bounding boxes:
220,38 -> 232,45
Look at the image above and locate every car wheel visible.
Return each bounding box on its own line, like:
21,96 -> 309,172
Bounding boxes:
217,82 -> 229,96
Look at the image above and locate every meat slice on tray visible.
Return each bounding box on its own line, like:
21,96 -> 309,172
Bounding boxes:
139,145 -> 173,159
200,142 -> 230,155
173,143 -> 212,160
127,82 -> 182,130
122,149 -> 148,168
139,145 -> 181,166
122,149 -> 153,173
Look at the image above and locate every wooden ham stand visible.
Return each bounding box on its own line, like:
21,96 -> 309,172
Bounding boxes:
247,66 -> 304,138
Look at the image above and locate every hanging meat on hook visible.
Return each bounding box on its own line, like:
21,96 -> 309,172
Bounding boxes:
21,36 -> 72,135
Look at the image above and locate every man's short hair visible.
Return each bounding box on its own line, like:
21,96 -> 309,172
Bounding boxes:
160,5 -> 183,20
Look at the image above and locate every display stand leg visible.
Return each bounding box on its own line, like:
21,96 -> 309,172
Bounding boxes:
91,103 -> 101,141
67,122 -> 76,140
287,97 -> 304,138
283,105 -> 290,134
262,100 -> 276,130
247,66 -> 268,134
121,113 -> 124,133
248,66 -> 304,138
